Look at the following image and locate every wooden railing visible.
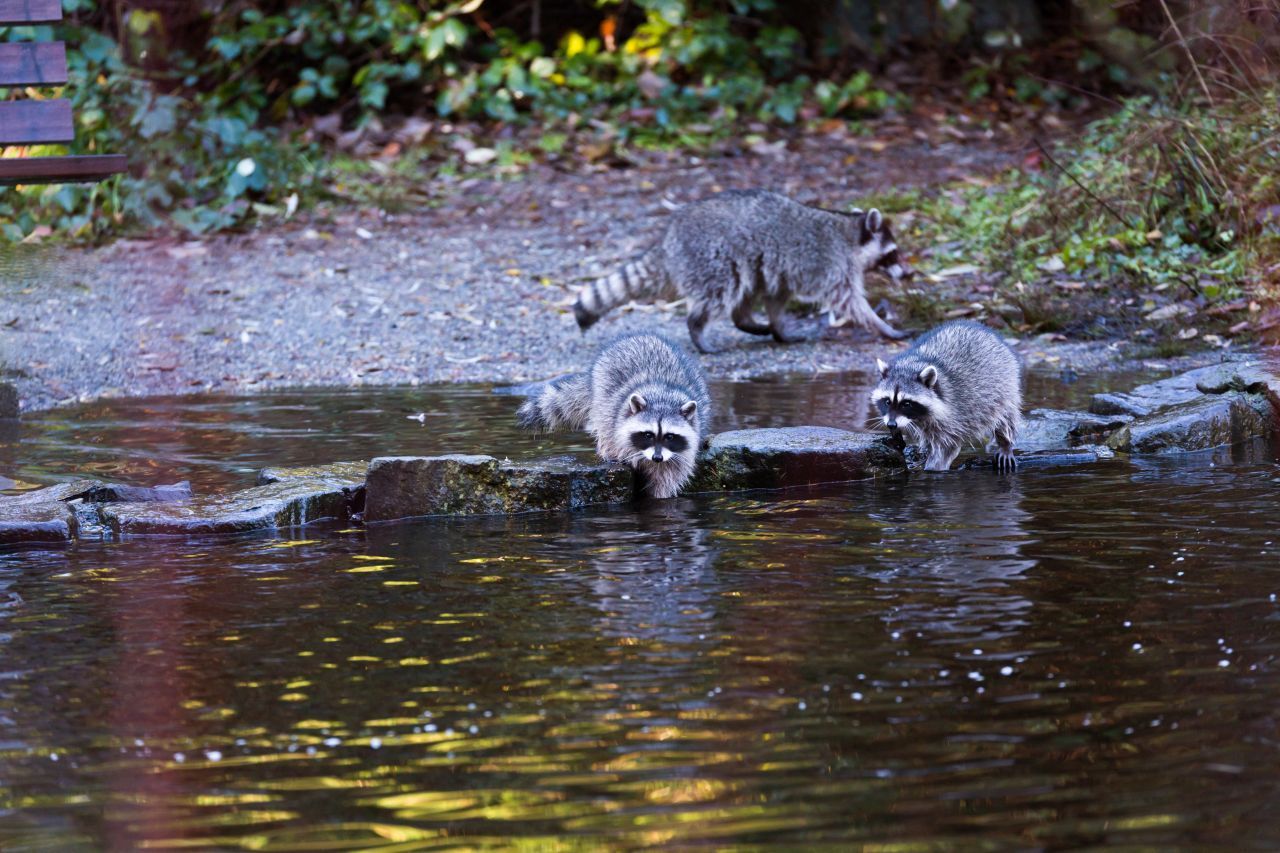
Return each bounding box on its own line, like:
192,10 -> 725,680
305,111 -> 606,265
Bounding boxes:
0,0 -> 126,185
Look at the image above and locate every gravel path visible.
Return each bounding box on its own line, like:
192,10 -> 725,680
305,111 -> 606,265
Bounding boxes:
0,131 -> 1162,413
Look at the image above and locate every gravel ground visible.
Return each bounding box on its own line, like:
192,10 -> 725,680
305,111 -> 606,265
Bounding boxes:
0,132 -> 1223,413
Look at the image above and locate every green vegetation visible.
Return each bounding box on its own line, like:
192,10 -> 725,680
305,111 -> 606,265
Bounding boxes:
888,87 -> 1279,334
1,0 -> 900,240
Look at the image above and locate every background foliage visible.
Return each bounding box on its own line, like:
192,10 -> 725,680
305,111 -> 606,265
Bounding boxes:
1,0 -> 1276,248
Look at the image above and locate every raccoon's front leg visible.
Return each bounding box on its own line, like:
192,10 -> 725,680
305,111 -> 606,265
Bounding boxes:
765,294 -> 807,344
731,301 -> 772,336
993,424 -> 1018,473
686,300 -> 717,354
923,441 -> 961,471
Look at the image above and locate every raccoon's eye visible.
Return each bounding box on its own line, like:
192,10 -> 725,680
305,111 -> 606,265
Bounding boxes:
875,399 -> 889,414
630,431 -> 655,449
898,400 -> 928,419
663,433 -> 689,453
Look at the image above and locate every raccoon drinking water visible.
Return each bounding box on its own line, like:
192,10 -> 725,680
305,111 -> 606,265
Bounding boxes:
871,321 -> 1022,472
572,189 -> 910,353
517,334 -> 711,499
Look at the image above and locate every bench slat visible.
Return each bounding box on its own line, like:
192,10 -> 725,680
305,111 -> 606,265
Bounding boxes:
0,153 -> 125,185
0,42 -> 67,85
0,98 -> 72,144
0,0 -> 62,24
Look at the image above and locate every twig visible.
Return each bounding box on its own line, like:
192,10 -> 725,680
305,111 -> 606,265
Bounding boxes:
1158,0 -> 1214,106
1033,139 -> 1135,231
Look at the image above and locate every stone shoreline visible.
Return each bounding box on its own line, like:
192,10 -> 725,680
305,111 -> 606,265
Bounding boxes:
1,359 -> 1276,547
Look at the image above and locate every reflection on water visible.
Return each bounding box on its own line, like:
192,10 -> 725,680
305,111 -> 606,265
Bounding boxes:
2,377 -> 1279,848
3,367 -> 1142,493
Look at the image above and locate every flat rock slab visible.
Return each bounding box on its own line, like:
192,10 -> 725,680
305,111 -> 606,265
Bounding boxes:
64,481 -> 193,503
99,477 -> 359,536
363,454 -> 632,522
257,461 -> 369,487
1090,359 -> 1277,418
685,427 -> 905,492
1019,408 -> 1131,452
1106,392 -> 1272,454
0,501 -> 76,545
0,481 -> 101,545
958,447 -> 1112,471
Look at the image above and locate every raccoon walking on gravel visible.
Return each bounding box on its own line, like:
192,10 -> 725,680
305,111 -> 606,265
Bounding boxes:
517,333 -> 712,498
572,189 -> 911,354
871,321 -> 1022,472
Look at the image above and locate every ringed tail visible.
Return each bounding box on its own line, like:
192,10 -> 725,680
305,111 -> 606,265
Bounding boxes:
516,373 -> 592,432
572,250 -> 663,331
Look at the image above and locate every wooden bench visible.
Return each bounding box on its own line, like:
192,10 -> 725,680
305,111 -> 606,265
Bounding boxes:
0,0 -> 125,185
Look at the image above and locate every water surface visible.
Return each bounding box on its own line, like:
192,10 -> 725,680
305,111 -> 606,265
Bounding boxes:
2,372 -> 1278,849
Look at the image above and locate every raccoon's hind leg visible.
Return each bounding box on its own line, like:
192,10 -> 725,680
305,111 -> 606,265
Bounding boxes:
686,300 -> 717,354
765,293 -> 807,344
731,301 -> 772,336
993,422 -> 1018,473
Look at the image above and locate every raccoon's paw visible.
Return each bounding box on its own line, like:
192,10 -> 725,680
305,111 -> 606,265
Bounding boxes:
994,451 -> 1018,474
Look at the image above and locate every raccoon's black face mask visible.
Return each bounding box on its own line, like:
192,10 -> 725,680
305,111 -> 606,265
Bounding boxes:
875,396 -> 930,430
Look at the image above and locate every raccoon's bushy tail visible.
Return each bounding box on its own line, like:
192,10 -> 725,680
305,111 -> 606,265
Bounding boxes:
516,373 -> 592,431
573,250 -> 666,331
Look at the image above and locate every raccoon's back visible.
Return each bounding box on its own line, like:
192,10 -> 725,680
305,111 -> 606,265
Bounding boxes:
912,321 -> 1021,409
662,191 -> 851,298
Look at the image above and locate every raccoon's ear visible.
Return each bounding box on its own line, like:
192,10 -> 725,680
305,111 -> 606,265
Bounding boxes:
860,208 -> 884,244
680,400 -> 698,419
876,357 -> 890,378
628,393 -> 647,415
918,365 -> 938,389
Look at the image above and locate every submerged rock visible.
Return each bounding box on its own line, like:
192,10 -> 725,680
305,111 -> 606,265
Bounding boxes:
99,477 -> 360,536
684,427 -> 905,492
363,454 -> 632,522
1106,392 -> 1273,454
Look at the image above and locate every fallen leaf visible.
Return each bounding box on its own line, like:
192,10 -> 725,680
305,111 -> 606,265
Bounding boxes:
931,263 -> 981,279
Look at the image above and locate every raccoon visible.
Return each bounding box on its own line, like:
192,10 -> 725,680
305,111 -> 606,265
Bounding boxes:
517,333 -> 711,498
871,320 -> 1022,472
572,189 -> 910,354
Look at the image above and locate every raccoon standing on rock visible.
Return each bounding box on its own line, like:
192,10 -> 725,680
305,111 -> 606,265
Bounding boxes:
871,321 -> 1022,472
517,334 -> 711,499
572,189 -> 910,353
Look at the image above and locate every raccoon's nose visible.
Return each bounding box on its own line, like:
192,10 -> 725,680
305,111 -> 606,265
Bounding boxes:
652,448 -> 665,462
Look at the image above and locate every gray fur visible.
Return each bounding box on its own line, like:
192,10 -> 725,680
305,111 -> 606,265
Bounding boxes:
572,189 -> 910,353
517,333 -> 711,498
871,321 -> 1022,472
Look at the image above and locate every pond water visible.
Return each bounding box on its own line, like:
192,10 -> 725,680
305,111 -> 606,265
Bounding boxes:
3,371 -> 1279,849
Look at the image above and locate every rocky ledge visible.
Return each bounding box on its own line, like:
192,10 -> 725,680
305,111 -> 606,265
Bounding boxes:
1,356 -> 1276,545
